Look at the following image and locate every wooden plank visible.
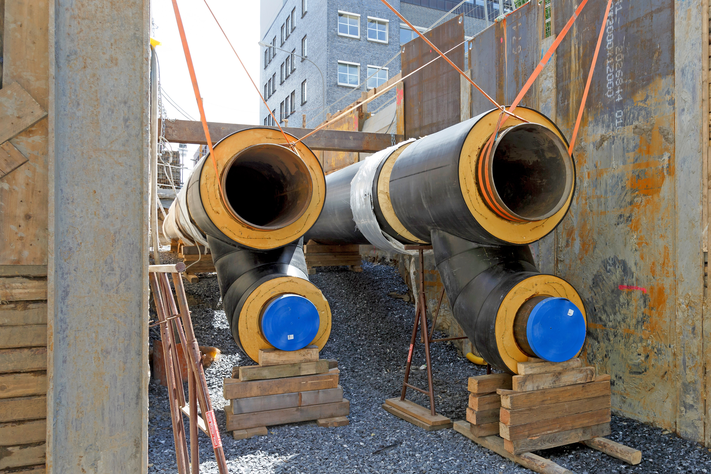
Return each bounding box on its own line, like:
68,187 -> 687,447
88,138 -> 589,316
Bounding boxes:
300,386 -> 343,406
381,402 -> 452,432
238,360 -> 329,381
453,421 -> 573,474
9,466 -> 45,474
0,372 -> 46,399
223,368 -> 339,399
0,418 -> 46,445
383,398 -> 452,427
0,140 -> 28,179
469,393 -> 501,411
511,367 -> 595,392
316,416 -> 349,427
466,407 -> 499,425
180,404 -> 207,435
0,278 -> 47,302
500,408 -> 611,441
0,0 -> 50,267
231,392 -> 298,414
226,399 -> 349,431
0,302 -> 47,326
0,265 -> 47,277
0,443 -> 45,470
468,373 -> 512,395
163,120 -> 403,152
232,426 -> 267,440
582,437 -> 642,465
0,325 -> 46,348
258,345 -> 319,366
469,421 -> 499,437
499,380 -> 611,410
516,358 -> 582,375
304,244 -> 360,254
0,395 -> 46,422
0,347 -> 47,373
501,395 -> 610,426
0,82 -> 46,145
504,423 -> 611,455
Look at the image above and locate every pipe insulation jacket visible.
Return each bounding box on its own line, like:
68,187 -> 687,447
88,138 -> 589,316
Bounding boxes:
163,128 -> 331,361
305,107 -> 586,373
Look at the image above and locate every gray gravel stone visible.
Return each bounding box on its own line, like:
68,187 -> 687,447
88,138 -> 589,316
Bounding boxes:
148,260 -> 711,473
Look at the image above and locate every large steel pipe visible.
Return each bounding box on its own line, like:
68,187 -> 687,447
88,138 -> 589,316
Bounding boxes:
305,108 -> 585,373
164,128 -> 331,361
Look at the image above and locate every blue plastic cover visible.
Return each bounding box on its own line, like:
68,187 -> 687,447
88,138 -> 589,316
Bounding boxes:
526,297 -> 586,363
260,294 -> 320,351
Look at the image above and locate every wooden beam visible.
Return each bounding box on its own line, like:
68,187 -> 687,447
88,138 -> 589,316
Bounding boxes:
162,120 -> 403,152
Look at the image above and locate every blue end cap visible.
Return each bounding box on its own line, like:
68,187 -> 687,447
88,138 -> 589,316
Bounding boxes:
260,294 -> 320,351
526,297 -> 586,363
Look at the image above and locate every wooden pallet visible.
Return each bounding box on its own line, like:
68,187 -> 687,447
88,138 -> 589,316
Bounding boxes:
223,345 -> 350,439
453,359 -> 641,473
304,242 -> 362,274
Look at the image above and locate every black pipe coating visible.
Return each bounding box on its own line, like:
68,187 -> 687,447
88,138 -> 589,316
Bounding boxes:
430,229 -> 541,372
208,235 -> 309,354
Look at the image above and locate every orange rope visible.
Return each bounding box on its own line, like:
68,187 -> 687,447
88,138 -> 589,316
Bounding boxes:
170,0 -> 226,201
379,0 -> 528,124
201,0 -> 297,152
568,0 -> 614,154
290,39 -> 468,146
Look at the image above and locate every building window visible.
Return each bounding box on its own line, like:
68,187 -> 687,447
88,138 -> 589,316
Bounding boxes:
291,49 -> 296,73
264,48 -> 269,68
367,17 -> 388,43
302,0 -> 307,17
285,16 -> 291,38
280,101 -> 284,122
271,110 -> 276,126
338,12 -> 360,38
301,80 -> 307,105
280,62 -> 284,83
271,73 -> 276,94
285,94 -> 291,117
338,61 -> 359,87
301,35 -> 307,61
285,55 -> 291,78
271,37 -> 276,59
264,82 -> 268,98
366,66 -> 388,89
264,115 -> 269,126
290,90 -> 296,114
400,24 -> 426,45
291,8 -> 296,31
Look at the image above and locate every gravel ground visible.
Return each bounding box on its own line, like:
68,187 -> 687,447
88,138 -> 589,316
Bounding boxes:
148,260 -> 711,473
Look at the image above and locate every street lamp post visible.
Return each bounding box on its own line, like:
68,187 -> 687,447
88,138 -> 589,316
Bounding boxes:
258,41 -> 326,126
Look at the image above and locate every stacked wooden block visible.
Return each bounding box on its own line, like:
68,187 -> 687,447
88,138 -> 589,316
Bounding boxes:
223,345 -> 350,439
498,358 -> 611,455
466,373 -> 512,437
304,242 -> 362,274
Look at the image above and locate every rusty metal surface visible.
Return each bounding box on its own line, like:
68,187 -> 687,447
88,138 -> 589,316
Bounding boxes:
162,119 -> 402,153
402,16 -> 464,138
463,0 -> 708,442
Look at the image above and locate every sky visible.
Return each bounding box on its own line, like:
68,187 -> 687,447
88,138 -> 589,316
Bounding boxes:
151,0 -> 261,160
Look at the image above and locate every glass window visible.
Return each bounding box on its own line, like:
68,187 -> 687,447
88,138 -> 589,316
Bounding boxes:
281,24 -> 285,45
271,110 -> 276,126
285,95 -> 290,117
367,18 -> 388,43
301,36 -> 307,61
291,8 -> 295,31
285,55 -> 291,78
366,66 -> 388,89
290,90 -> 296,114
280,101 -> 284,122
338,61 -> 359,87
301,80 -> 307,105
285,16 -> 291,37
302,0 -> 307,17
264,48 -> 268,68
400,26 -> 416,45
271,37 -> 276,59
264,82 -> 268,98
280,62 -> 284,83
338,12 -> 360,38
272,73 -> 276,94
291,49 -> 296,72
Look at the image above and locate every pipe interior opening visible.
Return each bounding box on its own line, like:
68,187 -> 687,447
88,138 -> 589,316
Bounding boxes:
491,124 -> 573,221
222,144 -> 313,229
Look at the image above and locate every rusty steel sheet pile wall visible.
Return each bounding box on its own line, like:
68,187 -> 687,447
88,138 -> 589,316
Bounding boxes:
465,0 -> 708,442
402,15 -> 465,139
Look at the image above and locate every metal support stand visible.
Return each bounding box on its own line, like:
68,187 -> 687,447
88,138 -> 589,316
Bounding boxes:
382,246 -> 457,430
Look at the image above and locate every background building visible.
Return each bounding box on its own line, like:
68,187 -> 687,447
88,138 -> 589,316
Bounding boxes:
259,0 -> 522,129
